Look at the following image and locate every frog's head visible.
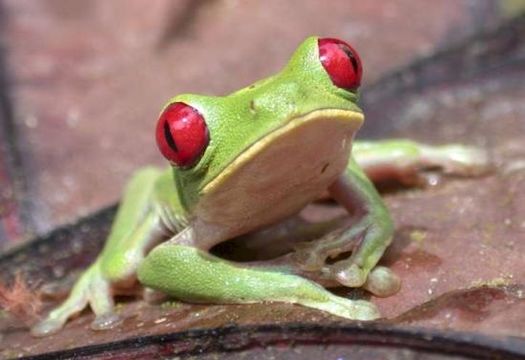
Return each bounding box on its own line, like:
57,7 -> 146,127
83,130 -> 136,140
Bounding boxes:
156,36 -> 364,234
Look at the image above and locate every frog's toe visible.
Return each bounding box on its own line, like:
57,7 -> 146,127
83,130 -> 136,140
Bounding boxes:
320,297 -> 380,321
90,312 -> 123,331
31,318 -> 65,337
30,280 -> 90,337
348,300 -> 381,320
330,261 -> 367,287
351,300 -> 381,320
363,266 -> 401,297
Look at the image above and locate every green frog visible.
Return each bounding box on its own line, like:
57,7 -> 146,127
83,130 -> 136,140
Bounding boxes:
32,37 -> 488,336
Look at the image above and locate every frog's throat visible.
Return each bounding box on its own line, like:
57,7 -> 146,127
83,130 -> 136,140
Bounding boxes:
201,108 -> 364,195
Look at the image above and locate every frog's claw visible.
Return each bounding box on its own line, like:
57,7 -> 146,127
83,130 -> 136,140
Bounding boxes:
31,263 -> 121,337
292,224 -> 364,273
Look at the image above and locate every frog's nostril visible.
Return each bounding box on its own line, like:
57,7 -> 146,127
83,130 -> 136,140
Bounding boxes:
318,38 -> 362,91
155,102 -> 209,168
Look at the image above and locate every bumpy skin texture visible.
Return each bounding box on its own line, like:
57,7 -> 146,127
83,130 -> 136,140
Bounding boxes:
31,37 -> 488,337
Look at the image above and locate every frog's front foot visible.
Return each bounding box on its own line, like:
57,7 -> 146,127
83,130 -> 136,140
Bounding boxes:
293,242 -> 369,288
31,263 -> 122,337
292,226 -> 360,272
294,242 -> 400,298
292,224 -> 367,283
292,220 -> 400,297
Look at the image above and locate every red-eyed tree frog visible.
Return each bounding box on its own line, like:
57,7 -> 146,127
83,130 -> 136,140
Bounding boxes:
32,37 -> 488,336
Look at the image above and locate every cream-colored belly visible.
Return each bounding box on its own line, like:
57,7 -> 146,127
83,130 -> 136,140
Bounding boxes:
194,111 -> 361,242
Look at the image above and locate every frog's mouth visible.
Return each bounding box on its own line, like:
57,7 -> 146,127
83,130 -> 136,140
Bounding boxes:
196,109 -> 363,233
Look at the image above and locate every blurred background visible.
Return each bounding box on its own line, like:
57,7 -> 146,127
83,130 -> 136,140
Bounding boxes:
0,0 -> 524,247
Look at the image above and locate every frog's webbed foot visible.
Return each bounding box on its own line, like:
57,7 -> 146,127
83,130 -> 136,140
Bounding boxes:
292,221 -> 399,297
292,224 -> 364,273
292,216 -> 372,284
31,263 -> 122,337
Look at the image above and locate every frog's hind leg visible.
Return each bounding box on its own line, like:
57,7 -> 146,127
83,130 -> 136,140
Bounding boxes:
137,243 -> 379,320
353,140 -> 490,185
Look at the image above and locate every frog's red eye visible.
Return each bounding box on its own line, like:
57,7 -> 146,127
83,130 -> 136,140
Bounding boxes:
155,102 -> 209,168
318,38 -> 362,91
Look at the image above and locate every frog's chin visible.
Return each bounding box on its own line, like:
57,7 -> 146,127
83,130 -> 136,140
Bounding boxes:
194,109 -> 363,240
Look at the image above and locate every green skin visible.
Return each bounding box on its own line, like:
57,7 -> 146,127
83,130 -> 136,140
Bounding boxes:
32,37 -> 488,336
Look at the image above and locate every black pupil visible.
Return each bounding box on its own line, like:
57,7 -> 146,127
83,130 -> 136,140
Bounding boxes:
341,45 -> 359,73
163,120 -> 178,152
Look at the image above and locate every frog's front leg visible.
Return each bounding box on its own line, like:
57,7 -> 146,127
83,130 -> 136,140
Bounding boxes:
31,167 -> 168,336
137,225 -> 380,321
293,159 -> 399,296
293,140 -> 489,294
